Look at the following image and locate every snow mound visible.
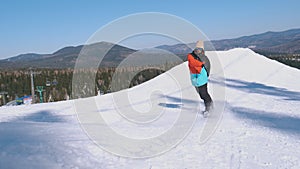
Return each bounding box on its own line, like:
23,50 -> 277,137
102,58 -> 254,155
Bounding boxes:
0,48 -> 300,168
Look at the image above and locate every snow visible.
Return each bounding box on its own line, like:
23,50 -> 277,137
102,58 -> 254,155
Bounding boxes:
1,48 -> 300,168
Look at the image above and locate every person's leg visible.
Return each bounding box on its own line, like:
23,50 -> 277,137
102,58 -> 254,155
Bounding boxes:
197,83 -> 213,111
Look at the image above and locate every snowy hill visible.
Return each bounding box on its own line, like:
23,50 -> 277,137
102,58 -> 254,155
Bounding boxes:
0,48 -> 300,168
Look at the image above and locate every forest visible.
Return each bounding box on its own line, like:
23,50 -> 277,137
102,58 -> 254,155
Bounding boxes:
0,62 -> 179,106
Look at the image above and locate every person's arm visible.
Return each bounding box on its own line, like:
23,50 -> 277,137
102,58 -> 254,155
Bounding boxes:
188,54 -> 204,67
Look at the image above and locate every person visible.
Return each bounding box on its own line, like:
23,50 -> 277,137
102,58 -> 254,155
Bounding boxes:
187,40 -> 213,116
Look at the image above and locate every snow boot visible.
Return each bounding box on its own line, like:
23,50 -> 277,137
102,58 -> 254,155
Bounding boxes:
202,101 -> 213,118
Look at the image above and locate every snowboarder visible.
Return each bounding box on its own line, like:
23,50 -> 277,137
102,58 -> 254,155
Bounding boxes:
187,41 -> 213,117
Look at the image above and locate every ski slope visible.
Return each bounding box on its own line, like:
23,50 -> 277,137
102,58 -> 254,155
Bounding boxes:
0,48 -> 300,168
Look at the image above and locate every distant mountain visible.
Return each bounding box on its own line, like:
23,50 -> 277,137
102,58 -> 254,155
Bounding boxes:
2,28 -> 300,70
6,53 -> 44,62
0,42 -> 136,70
157,28 -> 300,55
212,28 -> 300,54
156,43 -> 195,55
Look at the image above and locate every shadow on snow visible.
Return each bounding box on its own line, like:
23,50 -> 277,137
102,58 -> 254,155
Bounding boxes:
0,110 -> 99,169
19,110 -> 66,123
158,103 -> 183,109
230,106 -> 300,137
211,78 -> 300,101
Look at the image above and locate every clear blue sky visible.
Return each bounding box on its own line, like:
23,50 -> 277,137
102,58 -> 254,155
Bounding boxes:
1,0 -> 299,59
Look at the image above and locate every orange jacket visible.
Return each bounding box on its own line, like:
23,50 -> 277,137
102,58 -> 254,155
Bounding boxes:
187,53 -> 204,74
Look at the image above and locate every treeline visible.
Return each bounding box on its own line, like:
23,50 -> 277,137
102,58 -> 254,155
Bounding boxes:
253,50 -> 300,69
269,55 -> 300,69
0,69 -> 74,105
0,62 -> 180,106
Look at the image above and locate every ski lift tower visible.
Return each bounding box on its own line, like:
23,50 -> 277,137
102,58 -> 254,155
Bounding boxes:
36,86 -> 45,103
26,68 -> 41,104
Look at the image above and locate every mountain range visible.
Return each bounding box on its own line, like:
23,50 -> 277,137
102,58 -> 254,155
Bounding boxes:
157,28 -> 300,55
212,28 -> 300,53
0,42 -> 136,70
1,28 -> 300,69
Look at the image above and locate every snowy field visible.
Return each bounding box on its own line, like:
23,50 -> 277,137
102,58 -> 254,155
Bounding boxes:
0,48 -> 300,169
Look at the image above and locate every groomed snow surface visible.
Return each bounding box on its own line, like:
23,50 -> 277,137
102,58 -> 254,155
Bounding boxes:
1,48 -> 300,169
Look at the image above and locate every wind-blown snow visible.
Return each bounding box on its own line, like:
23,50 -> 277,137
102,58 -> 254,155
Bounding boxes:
0,48 -> 300,168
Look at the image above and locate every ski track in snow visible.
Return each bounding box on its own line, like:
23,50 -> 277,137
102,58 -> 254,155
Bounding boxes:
0,48 -> 300,169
